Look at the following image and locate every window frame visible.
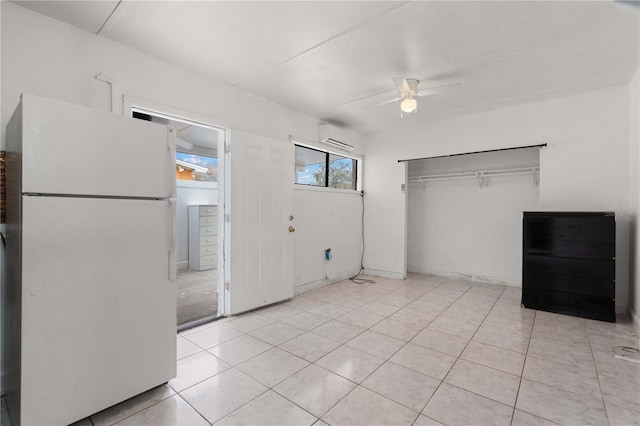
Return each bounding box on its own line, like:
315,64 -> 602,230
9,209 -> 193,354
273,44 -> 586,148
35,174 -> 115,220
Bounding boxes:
294,143 -> 360,191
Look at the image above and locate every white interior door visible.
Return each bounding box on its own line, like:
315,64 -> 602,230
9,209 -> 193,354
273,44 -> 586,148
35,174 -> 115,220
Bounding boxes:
227,130 -> 294,314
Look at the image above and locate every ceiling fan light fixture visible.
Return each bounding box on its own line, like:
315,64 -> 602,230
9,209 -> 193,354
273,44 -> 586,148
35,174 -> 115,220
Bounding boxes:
400,97 -> 417,114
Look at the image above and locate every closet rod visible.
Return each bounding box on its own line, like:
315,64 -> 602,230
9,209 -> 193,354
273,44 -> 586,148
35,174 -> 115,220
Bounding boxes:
408,167 -> 539,182
397,143 -> 547,163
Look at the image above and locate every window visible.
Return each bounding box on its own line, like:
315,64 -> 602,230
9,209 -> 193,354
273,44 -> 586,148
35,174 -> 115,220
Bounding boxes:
295,144 -> 358,190
176,152 -> 218,182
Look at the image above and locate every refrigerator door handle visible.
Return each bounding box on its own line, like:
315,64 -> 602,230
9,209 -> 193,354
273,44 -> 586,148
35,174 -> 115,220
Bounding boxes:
168,198 -> 177,281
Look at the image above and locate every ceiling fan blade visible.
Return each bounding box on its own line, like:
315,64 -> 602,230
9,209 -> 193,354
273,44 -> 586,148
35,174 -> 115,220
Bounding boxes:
335,88 -> 397,107
615,0 -> 640,9
392,77 -> 410,92
416,82 -> 461,97
371,96 -> 402,107
393,77 -> 420,94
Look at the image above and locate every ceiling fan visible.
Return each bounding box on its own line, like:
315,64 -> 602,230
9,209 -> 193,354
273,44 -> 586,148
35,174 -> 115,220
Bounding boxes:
376,78 -> 461,117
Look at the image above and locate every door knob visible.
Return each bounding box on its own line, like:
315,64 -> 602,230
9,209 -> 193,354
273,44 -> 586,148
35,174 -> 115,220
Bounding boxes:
288,226 -> 295,232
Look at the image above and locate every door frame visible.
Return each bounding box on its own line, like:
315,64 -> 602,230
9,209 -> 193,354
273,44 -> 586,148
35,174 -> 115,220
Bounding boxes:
123,95 -> 230,319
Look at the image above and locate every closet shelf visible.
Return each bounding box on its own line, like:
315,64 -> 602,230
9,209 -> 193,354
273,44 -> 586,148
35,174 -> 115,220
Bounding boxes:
408,166 -> 539,188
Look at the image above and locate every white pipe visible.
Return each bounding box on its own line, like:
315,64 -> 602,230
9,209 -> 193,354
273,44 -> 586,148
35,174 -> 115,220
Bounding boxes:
95,73 -> 121,114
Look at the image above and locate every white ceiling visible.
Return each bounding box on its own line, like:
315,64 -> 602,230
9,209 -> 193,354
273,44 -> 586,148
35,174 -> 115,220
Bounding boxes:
13,1 -> 640,133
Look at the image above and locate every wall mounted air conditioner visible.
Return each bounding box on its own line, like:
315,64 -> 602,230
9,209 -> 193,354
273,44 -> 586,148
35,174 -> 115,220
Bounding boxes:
318,123 -> 354,151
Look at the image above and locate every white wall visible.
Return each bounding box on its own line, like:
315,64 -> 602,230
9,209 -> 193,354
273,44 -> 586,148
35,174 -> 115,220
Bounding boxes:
0,2 -> 364,393
364,85 -> 632,311
293,188 -> 363,294
629,69 -> 640,324
407,149 -> 540,285
0,0 -> 364,283
1,3 -> 320,144
176,183 -> 218,269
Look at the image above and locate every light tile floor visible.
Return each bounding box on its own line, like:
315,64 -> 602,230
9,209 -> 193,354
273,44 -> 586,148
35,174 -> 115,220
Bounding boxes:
4,273 -> 639,426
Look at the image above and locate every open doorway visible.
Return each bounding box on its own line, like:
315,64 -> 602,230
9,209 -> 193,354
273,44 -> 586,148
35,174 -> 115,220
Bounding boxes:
131,108 -> 226,328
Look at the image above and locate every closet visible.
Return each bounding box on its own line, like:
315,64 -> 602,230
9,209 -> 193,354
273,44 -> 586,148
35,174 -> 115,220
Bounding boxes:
406,147 -> 541,285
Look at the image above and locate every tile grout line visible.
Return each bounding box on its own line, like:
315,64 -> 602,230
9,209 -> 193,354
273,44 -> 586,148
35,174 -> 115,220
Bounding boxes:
179,317 -> 318,424
384,282 -> 496,423
586,322 -> 612,426
228,279 -> 410,424
179,280 -> 497,424
69,278 -> 621,426
167,277 -> 514,426
270,278 -> 452,424
513,314 -> 615,426
97,389 -> 182,426
171,392 -> 214,426
509,309 -> 536,426
199,372 -> 314,425
175,306 -> 315,424
415,284 -> 509,423
181,279 -> 409,425
115,280 -> 496,425
519,315 -> 622,424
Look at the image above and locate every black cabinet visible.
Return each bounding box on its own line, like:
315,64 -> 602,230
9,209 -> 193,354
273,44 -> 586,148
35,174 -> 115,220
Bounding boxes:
522,212 -> 615,322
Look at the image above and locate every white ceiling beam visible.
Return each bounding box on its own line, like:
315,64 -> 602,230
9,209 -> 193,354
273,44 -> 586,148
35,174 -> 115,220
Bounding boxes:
232,2 -> 411,88
97,0 -> 131,36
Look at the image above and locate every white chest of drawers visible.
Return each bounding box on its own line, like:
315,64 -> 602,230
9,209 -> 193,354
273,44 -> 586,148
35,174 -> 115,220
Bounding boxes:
188,205 -> 218,271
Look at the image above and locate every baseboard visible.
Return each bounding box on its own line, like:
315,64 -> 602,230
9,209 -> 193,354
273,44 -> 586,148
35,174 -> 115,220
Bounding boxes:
177,261 -> 189,271
629,306 -> 639,328
361,268 -> 405,280
294,279 -> 330,296
294,273 -> 357,296
407,267 -> 521,287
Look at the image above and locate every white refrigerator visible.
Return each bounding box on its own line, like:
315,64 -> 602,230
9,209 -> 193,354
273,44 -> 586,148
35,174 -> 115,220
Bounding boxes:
3,94 -> 177,425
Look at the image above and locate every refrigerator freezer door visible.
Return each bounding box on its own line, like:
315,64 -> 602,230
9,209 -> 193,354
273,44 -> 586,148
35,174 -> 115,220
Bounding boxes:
20,196 -> 176,426
20,94 -> 175,198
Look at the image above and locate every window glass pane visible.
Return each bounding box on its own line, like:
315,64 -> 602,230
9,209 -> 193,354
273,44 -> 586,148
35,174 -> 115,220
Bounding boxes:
328,154 -> 356,190
176,152 -> 218,182
295,145 -> 327,186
